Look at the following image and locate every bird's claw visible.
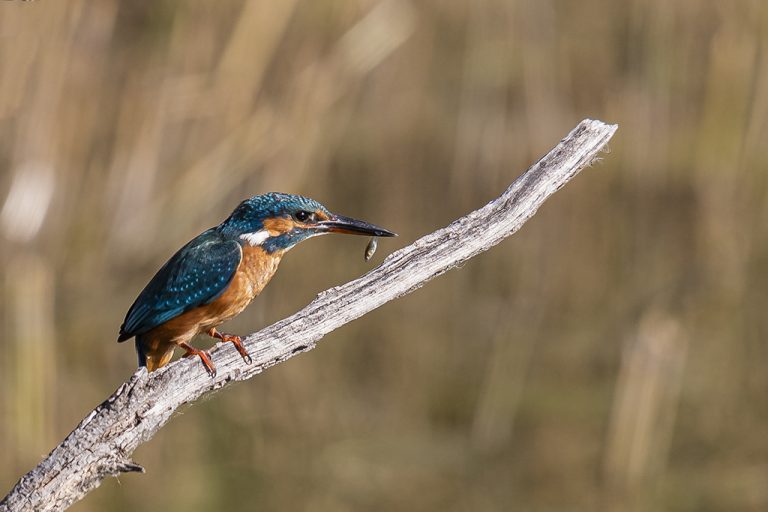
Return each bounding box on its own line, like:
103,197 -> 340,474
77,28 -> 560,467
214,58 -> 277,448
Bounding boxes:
208,329 -> 252,365
196,350 -> 217,378
181,342 -> 217,378
226,335 -> 253,365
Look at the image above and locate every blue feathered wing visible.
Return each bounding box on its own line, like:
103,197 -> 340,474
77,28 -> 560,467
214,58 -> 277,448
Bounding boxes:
118,229 -> 242,341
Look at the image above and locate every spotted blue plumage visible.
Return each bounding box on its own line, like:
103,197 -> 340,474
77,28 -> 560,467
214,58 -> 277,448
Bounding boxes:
117,229 -> 242,341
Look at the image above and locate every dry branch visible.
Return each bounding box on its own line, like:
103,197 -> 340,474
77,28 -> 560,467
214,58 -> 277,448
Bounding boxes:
0,119 -> 617,511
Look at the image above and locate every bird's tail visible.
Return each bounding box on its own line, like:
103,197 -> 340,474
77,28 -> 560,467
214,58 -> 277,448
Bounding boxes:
135,336 -> 175,372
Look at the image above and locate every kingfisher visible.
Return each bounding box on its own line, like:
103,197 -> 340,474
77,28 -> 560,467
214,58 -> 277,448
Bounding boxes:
118,192 -> 396,377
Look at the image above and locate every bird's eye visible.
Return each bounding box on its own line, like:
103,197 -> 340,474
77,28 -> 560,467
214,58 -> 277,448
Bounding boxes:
295,210 -> 315,223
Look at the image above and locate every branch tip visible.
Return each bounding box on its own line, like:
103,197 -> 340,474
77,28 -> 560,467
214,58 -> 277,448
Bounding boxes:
115,460 -> 145,474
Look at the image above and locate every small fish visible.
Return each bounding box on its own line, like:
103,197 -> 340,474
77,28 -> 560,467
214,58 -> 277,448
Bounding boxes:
364,237 -> 378,261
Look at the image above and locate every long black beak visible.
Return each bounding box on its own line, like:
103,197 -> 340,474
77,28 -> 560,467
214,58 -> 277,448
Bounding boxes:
317,214 -> 397,237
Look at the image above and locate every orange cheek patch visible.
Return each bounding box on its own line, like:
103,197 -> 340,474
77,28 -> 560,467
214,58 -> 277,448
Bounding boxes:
315,210 -> 330,221
263,216 -> 297,235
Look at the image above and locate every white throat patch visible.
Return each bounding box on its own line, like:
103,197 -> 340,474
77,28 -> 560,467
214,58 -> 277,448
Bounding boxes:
239,230 -> 270,247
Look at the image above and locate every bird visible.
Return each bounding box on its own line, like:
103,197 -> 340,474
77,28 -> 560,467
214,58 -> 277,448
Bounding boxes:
118,192 -> 396,377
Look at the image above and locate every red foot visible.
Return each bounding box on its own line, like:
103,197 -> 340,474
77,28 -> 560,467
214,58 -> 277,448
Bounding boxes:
207,328 -> 253,365
179,342 -> 217,377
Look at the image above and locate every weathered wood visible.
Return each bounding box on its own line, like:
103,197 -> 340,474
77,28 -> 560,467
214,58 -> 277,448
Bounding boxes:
0,119 -> 617,511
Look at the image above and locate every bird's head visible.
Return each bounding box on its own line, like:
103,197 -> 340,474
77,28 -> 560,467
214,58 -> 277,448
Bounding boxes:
219,192 -> 396,253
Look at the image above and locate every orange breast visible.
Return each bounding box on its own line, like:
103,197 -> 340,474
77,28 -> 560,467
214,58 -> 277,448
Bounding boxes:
202,245 -> 283,329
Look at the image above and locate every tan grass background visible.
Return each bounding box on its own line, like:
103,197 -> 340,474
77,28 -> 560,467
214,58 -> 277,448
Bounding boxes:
1,1 -> 767,511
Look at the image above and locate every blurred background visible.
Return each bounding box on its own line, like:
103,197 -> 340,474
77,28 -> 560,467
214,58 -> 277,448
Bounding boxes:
1,1 -> 767,511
